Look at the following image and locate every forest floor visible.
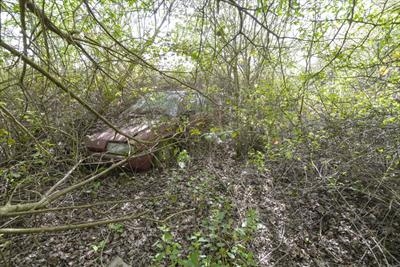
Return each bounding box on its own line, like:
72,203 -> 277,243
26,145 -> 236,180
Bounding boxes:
2,145 -> 399,266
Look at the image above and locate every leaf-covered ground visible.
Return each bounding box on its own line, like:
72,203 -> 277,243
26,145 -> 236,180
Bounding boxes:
1,144 -> 398,266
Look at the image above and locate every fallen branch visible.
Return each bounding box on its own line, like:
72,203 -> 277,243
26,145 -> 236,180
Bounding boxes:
0,157 -> 129,216
0,210 -> 150,234
0,138 -> 178,216
0,208 -> 195,234
2,195 -> 166,217
44,159 -> 83,197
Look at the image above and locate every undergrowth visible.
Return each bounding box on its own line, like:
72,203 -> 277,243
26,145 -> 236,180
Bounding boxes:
153,206 -> 258,267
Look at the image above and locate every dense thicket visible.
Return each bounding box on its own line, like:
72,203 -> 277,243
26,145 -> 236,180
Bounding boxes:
0,0 -> 399,265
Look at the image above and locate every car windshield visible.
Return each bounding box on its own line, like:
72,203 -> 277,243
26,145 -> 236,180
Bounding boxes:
127,90 -> 207,117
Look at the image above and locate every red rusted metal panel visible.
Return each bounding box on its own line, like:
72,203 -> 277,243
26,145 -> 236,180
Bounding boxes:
126,154 -> 153,172
85,138 -> 108,152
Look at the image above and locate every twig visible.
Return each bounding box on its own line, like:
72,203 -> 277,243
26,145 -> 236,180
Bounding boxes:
0,39 -> 140,143
44,159 -> 83,197
0,104 -> 50,156
145,208 -> 195,223
83,0 -> 219,107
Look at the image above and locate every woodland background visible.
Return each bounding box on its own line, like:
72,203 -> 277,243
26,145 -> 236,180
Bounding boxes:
0,0 -> 399,265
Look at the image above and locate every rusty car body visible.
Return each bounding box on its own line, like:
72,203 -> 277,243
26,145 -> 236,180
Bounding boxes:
85,90 -> 209,171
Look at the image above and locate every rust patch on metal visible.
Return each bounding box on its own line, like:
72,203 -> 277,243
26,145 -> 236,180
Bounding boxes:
126,154 -> 153,172
88,124 -> 151,143
85,138 -> 108,152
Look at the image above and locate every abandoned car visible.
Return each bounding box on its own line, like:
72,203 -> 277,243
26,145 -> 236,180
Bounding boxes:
85,90 -> 209,171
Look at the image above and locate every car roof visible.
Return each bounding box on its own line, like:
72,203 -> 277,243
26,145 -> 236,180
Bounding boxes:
122,90 -> 207,117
